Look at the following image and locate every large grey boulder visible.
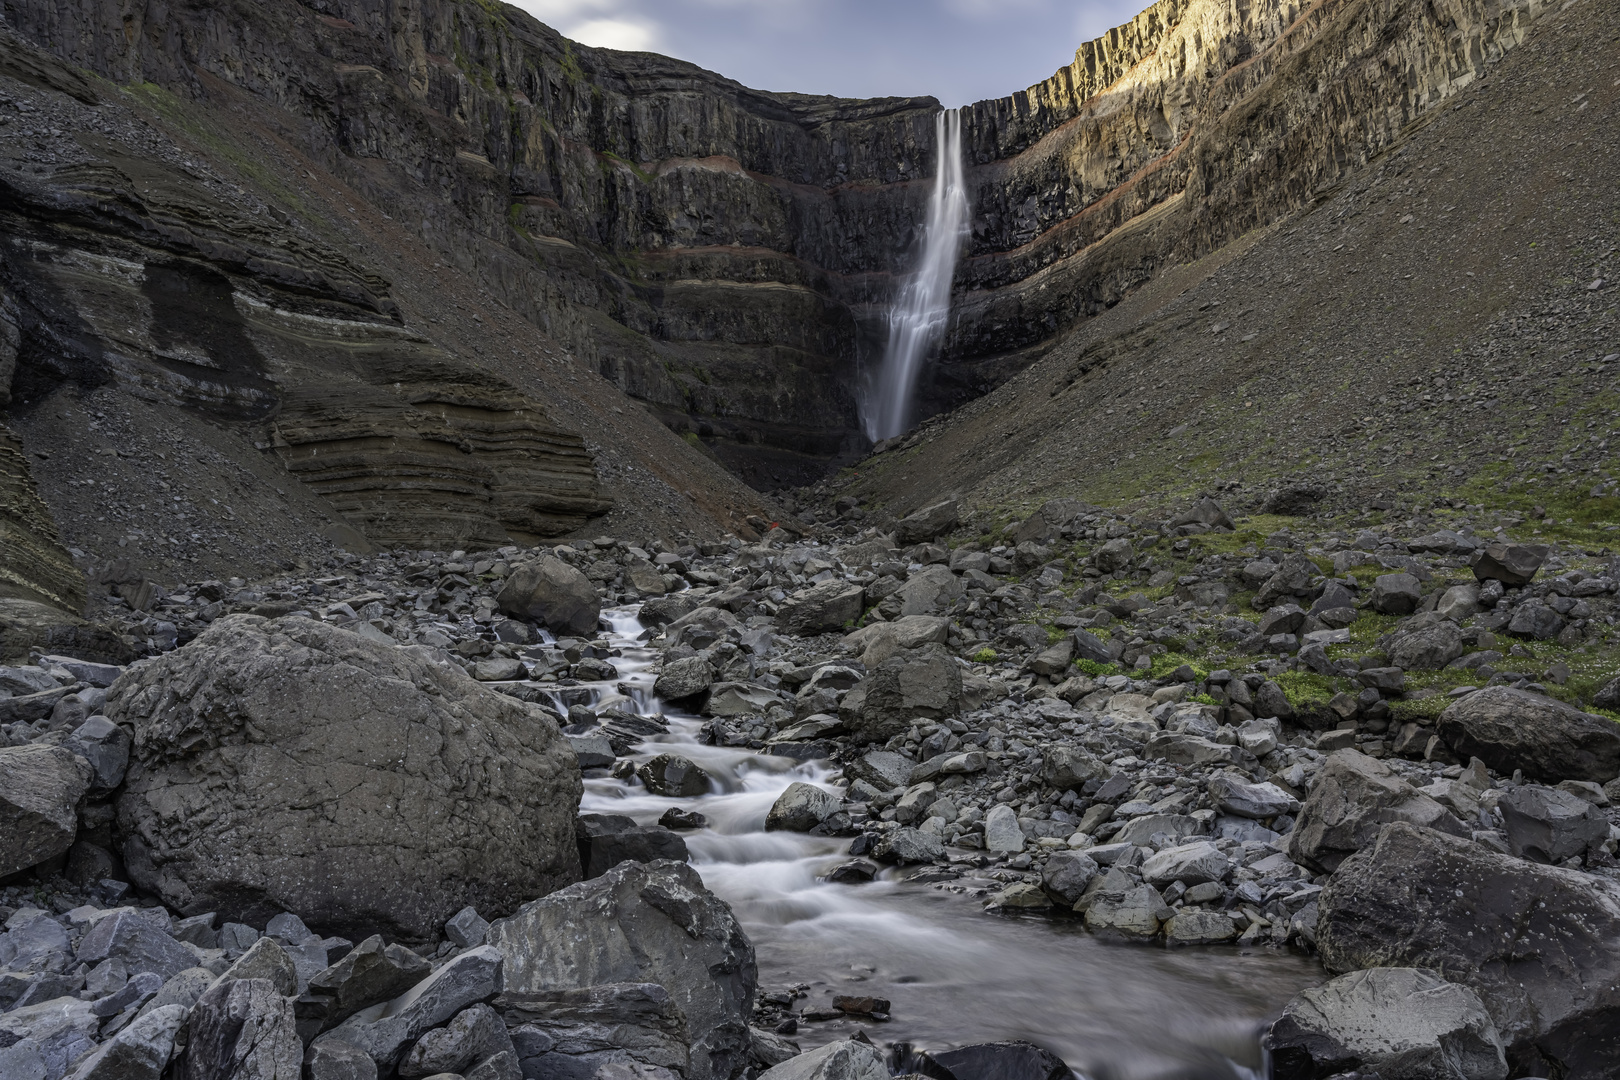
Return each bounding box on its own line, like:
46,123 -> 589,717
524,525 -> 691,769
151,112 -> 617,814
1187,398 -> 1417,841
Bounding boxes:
653,657 -> 714,704
842,615 -> 949,667
1369,573 -> 1422,615
1318,822 -> 1620,1078
1266,968 -> 1507,1080
77,909 -> 199,981
319,947 -> 504,1069
486,860 -> 755,1080
1287,750 -> 1467,873
775,582 -> 864,636
183,977 -> 302,1080
757,1038 -> 888,1080
107,615 -> 582,940
844,750 -> 914,790
838,643 -> 961,745
1498,784 -> 1608,864
65,1003 -> 187,1080
67,715 -> 131,794
1141,841 -> 1230,887
894,500 -> 958,545
1470,542 -> 1547,586
495,554 -> 600,635
1387,619 -> 1465,670
1039,745 -> 1106,791
1039,851 -> 1098,906
765,783 -> 840,832
0,744 -> 92,877
1436,687 -> 1620,784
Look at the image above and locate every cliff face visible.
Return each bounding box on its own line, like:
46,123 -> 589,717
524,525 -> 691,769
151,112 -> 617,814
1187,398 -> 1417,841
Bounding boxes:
2,0 -> 1550,490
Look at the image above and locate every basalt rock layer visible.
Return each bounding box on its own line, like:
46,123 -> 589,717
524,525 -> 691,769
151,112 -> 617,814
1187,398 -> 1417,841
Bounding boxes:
0,0 -> 1551,489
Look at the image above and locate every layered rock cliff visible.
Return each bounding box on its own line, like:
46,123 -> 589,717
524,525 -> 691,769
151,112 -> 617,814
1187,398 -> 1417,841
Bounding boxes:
2,0 -> 1550,489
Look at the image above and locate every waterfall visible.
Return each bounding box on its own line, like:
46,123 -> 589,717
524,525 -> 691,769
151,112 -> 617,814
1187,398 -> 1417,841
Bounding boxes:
862,108 -> 970,443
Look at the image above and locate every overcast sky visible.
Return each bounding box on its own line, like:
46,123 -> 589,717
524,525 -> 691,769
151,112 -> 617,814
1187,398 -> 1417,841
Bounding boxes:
508,0 -> 1148,107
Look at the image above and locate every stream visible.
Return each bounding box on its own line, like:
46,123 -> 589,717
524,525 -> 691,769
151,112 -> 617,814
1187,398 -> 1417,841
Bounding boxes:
555,607 -> 1325,1080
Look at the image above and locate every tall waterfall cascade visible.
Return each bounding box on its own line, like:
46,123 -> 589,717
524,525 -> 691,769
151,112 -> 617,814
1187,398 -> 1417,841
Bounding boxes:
862,109 -> 970,443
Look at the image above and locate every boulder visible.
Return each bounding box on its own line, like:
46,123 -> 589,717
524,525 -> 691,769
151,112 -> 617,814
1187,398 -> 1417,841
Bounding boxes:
765,783 -> 840,832
487,860 -> 754,1080
107,615 -> 582,940
1369,573 -> 1422,615
894,500 -> 958,545
1092,538 -> 1132,574
983,805 -> 1025,852
398,1003 -> 514,1078
838,643 -> 961,745
640,592 -> 702,628
1288,750 -> 1467,873
925,1041 -> 1072,1080
1071,629 -> 1116,665
890,565 -> 965,617
842,615 -> 949,667
1436,687 -> 1620,784
1388,620 -> 1465,670
1164,910 -> 1238,946
1266,967 -> 1507,1080
1506,603 -> 1564,641
1470,543 -> 1548,587
775,582 -> 864,636
871,827 -> 945,865
757,1038 -> 887,1080
653,657 -> 714,704
319,947 -> 504,1069
576,814 -> 690,877
1318,822 -> 1620,1078
1144,733 -> 1255,769
1039,851 -> 1098,907
76,910 -> 199,981
304,1040 -> 378,1080
844,750 -> 914,790
1141,841 -> 1230,887
0,744 -> 92,877
67,715 -> 131,794
183,977 -> 302,1080
1084,883 -> 1168,939
495,555 -> 600,635
1254,554 -> 1319,608
637,754 -> 711,797
1169,497 -> 1234,532
307,935 -> 432,1029
1038,745 -> 1106,791
65,1003 -> 187,1080
1208,776 -> 1299,820
1497,785 -> 1608,864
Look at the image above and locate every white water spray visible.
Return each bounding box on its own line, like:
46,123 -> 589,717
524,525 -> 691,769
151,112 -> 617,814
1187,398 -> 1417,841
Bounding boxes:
862,108 -> 970,443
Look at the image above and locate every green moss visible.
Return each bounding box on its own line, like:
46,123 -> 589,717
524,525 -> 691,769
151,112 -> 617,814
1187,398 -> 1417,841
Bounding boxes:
1149,652 -> 1208,680
1275,670 -> 1338,706
1045,627 -> 1066,645
1188,693 -> 1221,707
1390,695 -> 1450,723
972,647 -> 999,664
1074,659 -> 1118,677
561,43 -> 585,88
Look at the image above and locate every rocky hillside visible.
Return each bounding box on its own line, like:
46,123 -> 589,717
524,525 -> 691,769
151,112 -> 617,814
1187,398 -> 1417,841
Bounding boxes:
836,0 -> 1617,543
1,0 -> 1562,489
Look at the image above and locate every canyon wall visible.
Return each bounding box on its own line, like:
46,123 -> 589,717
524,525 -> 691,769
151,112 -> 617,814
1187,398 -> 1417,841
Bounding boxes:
2,0 -> 1549,487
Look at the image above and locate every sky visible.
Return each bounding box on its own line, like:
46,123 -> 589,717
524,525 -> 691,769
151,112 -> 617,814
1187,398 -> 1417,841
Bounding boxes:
506,0 -> 1149,108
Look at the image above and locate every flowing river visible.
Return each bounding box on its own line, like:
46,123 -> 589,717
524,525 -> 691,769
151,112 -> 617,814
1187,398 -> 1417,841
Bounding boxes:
554,607 -> 1324,1080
